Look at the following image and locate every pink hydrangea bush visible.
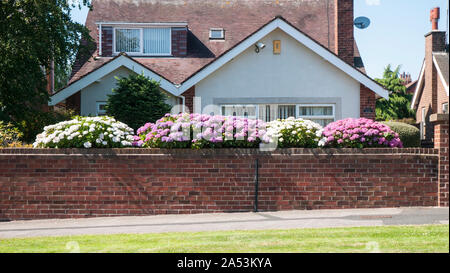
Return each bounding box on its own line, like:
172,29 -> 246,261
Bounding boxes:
320,118 -> 403,148
135,113 -> 270,149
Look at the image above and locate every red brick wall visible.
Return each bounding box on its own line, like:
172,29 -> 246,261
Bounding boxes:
172,27 -> 188,57
181,86 -> 195,113
0,148 -> 439,221
435,122 -> 449,207
334,0 -> 354,65
100,26 -> 113,57
65,92 -> 81,114
360,84 -> 376,120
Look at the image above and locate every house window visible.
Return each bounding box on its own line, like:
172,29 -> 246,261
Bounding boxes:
221,105 -> 257,119
298,104 -> 335,126
443,103 -> 449,114
210,28 -> 225,40
278,105 -> 296,120
97,102 -> 107,116
265,105 -> 271,122
115,28 -> 141,53
420,107 -> 426,140
114,27 -> 171,55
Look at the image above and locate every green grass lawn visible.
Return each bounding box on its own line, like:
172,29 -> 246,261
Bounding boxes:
0,225 -> 448,253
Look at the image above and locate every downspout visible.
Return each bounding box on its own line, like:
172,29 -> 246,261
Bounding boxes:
99,23 -> 102,56
179,95 -> 186,113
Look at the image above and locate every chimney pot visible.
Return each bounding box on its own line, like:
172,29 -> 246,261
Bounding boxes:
430,7 -> 440,30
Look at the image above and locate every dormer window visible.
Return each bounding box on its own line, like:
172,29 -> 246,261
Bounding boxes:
114,27 -> 172,56
210,28 -> 225,40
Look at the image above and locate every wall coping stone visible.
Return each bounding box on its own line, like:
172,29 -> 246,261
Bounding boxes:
0,148 -> 438,156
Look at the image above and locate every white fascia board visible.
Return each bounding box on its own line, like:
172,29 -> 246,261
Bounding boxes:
433,55 -> 449,96
411,61 -> 426,109
49,55 -> 178,106
178,18 -> 389,99
95,22 -> 188,27
177,21 -> 278,96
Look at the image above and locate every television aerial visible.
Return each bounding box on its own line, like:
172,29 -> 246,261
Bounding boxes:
354,16 -> 371,29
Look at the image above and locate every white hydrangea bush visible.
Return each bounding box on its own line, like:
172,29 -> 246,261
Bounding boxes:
266,117 -> 323,148
33,116 -> 135,148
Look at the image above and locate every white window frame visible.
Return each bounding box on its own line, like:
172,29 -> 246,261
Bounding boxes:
297,104 -> 335,121
277,104 -> 297,120
221,104 -> 259,119
209,28 -> 225,40
113,27 -> 172,56
420,107 -> 426,140
96,102 -> 107,116
443,103 -> 449,114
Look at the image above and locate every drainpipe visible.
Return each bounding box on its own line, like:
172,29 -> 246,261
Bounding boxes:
179,95 -> 186,113
99,23 -> 102,56
254,158 -> 260,212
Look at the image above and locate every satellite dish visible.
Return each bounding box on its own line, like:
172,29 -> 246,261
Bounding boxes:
354,17 -> 371,29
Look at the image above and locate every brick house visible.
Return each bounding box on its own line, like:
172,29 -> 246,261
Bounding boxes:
411,7 -> 449,143
50,0 -> 387,126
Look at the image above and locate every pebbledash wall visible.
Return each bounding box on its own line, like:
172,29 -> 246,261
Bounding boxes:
0,137 -> 448,221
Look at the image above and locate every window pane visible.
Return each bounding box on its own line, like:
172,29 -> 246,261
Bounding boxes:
443,103 -> 449,114
210,29 -> 224,39
97,102 -> 107,116
115,29 -> 140,53
278,105 -> 296,119
143,28 -> 171,54
222,105 -> 257,119
299,106 -> 333,116
310,119 -> 334,127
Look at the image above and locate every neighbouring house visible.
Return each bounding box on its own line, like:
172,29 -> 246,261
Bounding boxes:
400,72 -> 417,95
50,0 -> 388,127
411,7 -> 449,143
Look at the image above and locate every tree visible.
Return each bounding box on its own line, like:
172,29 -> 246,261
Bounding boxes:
375,65 -> 416,121
0,1 -> 94,136
106,74 -> 172,130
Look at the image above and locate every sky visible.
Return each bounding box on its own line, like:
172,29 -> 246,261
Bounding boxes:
70,0 -> 449,80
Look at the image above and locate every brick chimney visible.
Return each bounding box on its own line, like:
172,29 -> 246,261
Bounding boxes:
425,7 -> 447,117
334,0 -> 354,66
430,7 -> 440,31
426,7 -> 446,53
400,72 -> 412,85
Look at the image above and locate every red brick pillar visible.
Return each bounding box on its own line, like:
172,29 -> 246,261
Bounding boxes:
360,84 -> 376,120
432,114 -> 449,207
181,86 -> 195,113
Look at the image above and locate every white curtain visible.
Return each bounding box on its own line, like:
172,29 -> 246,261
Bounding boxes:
300,106 -> 333,116
115,29 -> 140,53
143,28 -> 171,54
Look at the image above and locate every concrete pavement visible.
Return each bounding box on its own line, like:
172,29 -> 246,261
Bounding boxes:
0,207 -> 448,238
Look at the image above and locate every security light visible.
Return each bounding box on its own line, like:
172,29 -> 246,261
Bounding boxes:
255,42 -> 266,53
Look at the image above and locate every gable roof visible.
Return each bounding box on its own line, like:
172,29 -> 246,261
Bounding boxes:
51,16 -> 388,105
177,16 -> 388,97
50,53 -> 179,106
411,60 -> 426,109
411,53 -> 449,110
433,52 -> 449,94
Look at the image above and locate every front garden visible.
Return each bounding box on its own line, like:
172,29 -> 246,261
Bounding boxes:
29,114 -> 408,150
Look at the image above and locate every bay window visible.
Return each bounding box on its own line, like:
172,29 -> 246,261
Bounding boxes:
278,105 -> 296,120
221,105 -> 258,119
297,104 -> 335,126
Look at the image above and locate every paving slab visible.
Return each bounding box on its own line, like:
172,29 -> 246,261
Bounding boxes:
0,207 -> 448,238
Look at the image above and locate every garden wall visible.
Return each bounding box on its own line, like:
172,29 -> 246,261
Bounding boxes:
0,148 -> 443,221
